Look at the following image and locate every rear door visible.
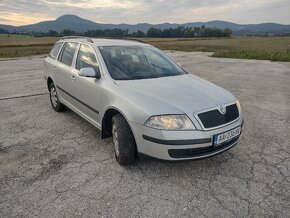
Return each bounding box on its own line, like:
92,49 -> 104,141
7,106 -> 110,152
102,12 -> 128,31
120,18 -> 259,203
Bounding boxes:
44,42 -> 64,80
54,42 -> 78,104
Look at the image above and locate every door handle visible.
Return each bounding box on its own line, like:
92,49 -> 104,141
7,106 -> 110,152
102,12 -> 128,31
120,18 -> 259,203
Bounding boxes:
53,66 -> 56,73
71,75 -> 76,81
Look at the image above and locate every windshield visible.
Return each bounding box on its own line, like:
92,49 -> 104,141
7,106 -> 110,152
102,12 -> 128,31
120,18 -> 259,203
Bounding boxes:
99,46 -> 186,80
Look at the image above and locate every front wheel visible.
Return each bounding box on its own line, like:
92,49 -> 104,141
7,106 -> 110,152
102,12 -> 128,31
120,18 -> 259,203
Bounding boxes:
112,114 -> 137,165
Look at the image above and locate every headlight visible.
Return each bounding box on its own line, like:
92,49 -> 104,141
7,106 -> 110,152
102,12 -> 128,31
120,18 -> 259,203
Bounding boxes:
236,99 -> 242,113
145,115 -> 195,130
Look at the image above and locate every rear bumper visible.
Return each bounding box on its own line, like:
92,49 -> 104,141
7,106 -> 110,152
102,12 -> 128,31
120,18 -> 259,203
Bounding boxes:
130,117 -> 243,161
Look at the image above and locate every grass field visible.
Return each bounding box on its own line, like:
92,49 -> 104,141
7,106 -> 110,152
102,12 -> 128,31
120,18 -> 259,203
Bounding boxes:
147,37 -> 290,62
0,34 -> 290,61
0,35 -> 57,58
0,34 -> 32,38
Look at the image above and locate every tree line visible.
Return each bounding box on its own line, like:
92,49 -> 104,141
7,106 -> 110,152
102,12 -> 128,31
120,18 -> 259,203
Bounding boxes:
0,28 -> 9,34
148,26 -> 232,37
31,25 -> 232,38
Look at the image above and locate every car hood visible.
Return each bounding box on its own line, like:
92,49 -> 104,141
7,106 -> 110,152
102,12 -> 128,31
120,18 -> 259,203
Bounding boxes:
114,74 -> 235,115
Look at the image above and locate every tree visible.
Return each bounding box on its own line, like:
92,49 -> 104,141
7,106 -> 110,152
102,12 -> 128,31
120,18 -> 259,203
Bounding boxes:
61,29 -> 76,36
135,30 -> 145,37
48,30 -> 59,37
0,28 -> 9,34
223,28 -> 233,37
147,27 -> 162,37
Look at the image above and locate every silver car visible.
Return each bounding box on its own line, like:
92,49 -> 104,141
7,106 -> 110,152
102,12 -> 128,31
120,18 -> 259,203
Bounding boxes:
44,36 -> 243,165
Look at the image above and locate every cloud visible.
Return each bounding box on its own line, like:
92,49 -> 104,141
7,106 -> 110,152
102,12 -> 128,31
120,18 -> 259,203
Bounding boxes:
0,0 -> 289,26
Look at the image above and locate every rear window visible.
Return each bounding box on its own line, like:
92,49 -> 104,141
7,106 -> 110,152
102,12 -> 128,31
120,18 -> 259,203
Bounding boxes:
59,42 -> 78,66
49,42 -> 63,59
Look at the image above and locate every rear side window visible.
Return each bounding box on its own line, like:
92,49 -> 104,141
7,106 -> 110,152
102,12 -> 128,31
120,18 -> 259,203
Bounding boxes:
49,42 -> 63,59
76,44 -> 99,71
59,42 -> 78,66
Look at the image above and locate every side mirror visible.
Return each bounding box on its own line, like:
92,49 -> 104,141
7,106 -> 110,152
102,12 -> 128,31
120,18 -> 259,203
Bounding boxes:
79,67 -> 101,79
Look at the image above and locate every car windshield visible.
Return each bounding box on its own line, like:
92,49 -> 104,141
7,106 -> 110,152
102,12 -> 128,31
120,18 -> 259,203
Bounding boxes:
99,46 -> 186,80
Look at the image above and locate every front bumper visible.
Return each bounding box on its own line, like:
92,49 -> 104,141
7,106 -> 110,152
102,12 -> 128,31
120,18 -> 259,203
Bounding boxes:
130,117 -> 243,161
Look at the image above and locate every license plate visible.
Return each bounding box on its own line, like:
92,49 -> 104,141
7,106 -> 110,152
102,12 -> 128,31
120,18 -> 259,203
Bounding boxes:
213,126 -> 241,146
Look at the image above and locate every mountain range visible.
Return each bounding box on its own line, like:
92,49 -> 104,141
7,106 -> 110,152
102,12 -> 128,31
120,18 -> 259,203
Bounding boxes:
1,14 -> 290,36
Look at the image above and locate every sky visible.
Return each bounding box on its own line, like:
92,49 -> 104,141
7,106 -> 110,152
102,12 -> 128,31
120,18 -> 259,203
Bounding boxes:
0,0 -> 289,26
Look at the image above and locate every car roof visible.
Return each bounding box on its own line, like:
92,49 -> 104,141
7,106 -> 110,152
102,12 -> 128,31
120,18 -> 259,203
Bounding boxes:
59,37 -> 148,47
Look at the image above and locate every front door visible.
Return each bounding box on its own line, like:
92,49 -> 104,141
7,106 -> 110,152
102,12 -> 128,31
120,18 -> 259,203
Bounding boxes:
70,43 -> 103,127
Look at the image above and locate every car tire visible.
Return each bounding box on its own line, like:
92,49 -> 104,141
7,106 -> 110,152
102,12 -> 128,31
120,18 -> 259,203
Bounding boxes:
49,83 -> 66,112
112,114 -> 137,165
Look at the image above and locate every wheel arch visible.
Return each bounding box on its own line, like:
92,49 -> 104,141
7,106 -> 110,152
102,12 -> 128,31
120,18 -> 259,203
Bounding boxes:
101,107 -> 137,144
47,77 -> 54,90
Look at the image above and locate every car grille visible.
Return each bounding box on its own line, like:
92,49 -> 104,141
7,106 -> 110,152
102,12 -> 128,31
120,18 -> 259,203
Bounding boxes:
198,104 -> 239,128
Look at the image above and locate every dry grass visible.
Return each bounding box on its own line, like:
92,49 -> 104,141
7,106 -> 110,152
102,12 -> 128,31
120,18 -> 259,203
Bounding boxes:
0,46 -> 53,57
0,34 -> 290,61
0,35 -> 58,58
145,37 -> 289,51
145,37 -> 290,61
0,36 -> 58,47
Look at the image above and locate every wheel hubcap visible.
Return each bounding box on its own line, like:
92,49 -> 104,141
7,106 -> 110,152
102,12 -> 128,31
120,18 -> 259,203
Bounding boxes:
50,87 -> 58,107
112,123 -> 120,157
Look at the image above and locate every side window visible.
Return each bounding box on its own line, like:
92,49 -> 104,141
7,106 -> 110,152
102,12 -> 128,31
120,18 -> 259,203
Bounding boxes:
59,42 -> 78,66
49,42 -> 63,59
76,44 -> 99,71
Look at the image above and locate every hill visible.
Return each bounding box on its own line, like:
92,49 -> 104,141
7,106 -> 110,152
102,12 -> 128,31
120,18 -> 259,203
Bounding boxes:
1,15 -> 290,36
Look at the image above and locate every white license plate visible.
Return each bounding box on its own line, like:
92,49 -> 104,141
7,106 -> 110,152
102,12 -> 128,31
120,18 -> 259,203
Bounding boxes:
213,126 -> 241,145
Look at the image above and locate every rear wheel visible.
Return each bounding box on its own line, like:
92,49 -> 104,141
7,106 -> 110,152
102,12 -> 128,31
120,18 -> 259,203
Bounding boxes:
112,114 -> 137,165
49,83 -> 66,112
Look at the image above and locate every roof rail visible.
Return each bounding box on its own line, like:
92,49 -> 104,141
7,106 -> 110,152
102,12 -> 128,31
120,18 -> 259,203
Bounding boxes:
126,38 -> 145,43
107,37 -> 145,43
61,36 -> 93,43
